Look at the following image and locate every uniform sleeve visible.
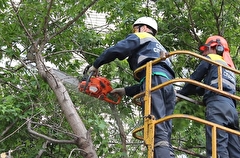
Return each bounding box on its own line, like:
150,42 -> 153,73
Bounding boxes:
93,34 -> 140,68
124,84 -> 141,97
178,59 -> 210,96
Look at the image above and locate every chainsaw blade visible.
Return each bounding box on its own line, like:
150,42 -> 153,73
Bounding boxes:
52,69 -> 79,90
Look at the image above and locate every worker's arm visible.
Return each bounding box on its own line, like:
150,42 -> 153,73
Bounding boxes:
178,59 -> 210,96
124,84 -> 141,97
93,34 -> 140,69
111,84 -> 141,97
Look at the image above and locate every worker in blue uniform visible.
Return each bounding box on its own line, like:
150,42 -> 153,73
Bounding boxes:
89,16 -> 176,158
178,35 -> 240,158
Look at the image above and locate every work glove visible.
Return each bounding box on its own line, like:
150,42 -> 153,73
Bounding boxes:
111,88 -> 126,96
88,66 -> 99,76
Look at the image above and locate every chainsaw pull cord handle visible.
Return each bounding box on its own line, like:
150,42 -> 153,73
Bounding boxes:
83,71 -> 94,91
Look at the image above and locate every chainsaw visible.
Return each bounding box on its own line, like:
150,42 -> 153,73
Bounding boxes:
52,67 -> 203,106
78,65 -> 122,104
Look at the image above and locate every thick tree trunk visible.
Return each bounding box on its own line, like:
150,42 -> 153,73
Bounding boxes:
35,52 -> 97,158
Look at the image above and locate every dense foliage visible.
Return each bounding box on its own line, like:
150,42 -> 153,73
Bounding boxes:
0,0 -> 239,157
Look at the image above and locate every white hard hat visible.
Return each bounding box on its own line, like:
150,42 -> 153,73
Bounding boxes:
133,17 -> 158,32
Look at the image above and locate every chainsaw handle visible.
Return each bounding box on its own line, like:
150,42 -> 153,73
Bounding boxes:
83,71 -> 94,91
104,93 -> 122,105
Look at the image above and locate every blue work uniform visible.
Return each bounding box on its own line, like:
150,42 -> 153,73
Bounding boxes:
93,32 -> 176,158
178,54 -> 240,158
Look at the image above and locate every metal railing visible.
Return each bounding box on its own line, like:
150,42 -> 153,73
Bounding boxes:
132,50 -> 240,158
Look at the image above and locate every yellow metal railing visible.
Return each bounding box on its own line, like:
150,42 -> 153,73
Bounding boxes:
132,50 -> 240,158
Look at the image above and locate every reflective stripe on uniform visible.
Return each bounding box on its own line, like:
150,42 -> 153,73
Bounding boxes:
154,140 -> 169,147
210,78 -> 236,90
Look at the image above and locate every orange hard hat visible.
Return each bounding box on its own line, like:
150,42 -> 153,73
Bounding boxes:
199,35 -> 230,52
199,35 -> 235,69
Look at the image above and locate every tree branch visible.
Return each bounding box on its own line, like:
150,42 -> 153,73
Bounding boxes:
209,0 -> 224,35
10,0 -> 34,44
183,0 -> 201,44
109,104 -> 127,154
68,148 -> 86,158
36,141 -> 49,158
0,78 -> 24,92
43,0 -> 54,41
49,0 -> 99,40
0,119 -> 18,138
173,146 -> 207,158
0,119 -> 28,143
27,118 -> 76,145
13,54 -> 41,89
30,121 -> 78,138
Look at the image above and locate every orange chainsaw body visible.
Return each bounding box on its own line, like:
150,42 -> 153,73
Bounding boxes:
78,75 -> 121,104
